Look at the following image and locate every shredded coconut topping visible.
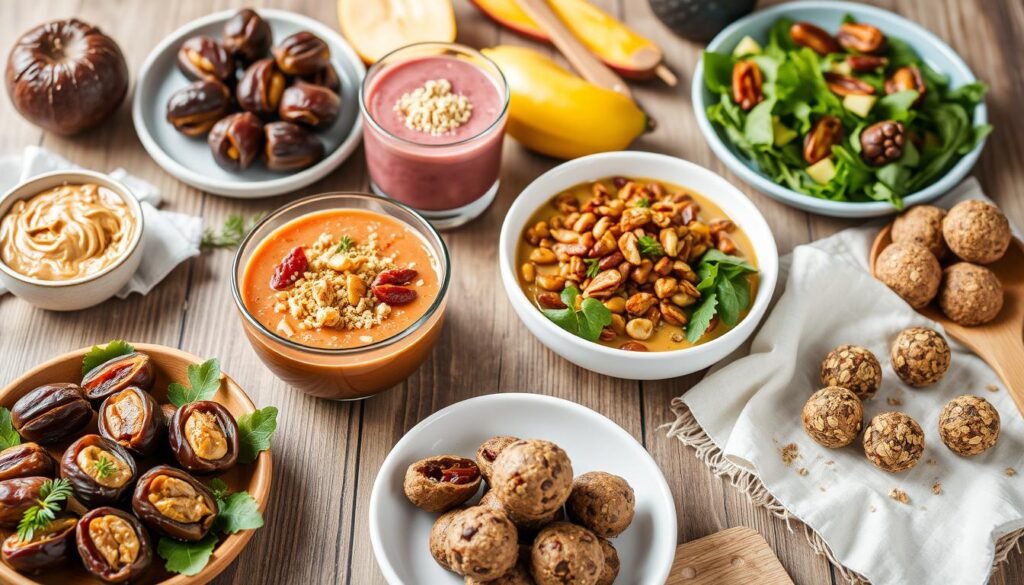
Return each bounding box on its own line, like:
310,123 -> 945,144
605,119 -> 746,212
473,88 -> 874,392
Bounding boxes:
394,79 -> 472,135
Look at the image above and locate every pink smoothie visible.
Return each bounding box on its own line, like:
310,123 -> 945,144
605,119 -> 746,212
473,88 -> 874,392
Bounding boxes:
362,55 -> 507,212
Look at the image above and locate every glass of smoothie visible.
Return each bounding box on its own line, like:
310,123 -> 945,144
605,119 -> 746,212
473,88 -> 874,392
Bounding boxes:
231,192 -> 450,400
359,43 -> 509,229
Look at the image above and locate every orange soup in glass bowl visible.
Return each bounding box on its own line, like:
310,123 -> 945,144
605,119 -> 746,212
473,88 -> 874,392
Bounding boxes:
231,193 -> 449,400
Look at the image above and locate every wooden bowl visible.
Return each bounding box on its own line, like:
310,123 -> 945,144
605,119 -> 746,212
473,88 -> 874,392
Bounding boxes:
0,343 -> 273,585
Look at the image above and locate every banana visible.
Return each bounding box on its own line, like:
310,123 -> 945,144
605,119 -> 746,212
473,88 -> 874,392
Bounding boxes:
482,46 -> 649,160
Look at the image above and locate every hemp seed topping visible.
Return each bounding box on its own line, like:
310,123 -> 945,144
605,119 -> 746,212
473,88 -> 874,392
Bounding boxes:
394,78 -> 473,135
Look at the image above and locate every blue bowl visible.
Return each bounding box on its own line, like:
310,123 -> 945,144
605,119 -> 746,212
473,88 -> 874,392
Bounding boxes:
692,0 -> 988,218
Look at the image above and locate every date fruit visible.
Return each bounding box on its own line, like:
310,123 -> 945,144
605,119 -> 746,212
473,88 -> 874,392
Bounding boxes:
837,22 -> 886,54
81,352 -> 155,404
177,36 -> 235,83
168,401 -> 239,473
76,507 -> 151,583
132,465 -> 217,542
264,121 -> 324,171
404,456 -> 482,513
270,246 -> 308,290
0,477 -> 52,529
98,386 -> 163,455
803,115 -> 844,165
371,268 -> 418,288
885,65 -> 926,107
273,31 -> 330,76
166,80 -> 232,137
731,60 -> 764,111
300,64 -> 341,94
0,443 -> 56,481
789,22 -> 841,55
11,383 -> 92,445
237,58 -> 286,117
60,435 -> 137,508
222,8 -> 272,63
279,82 -> 341,129
1,515 -> 76,574
209,112 -> 264,172
371,284 -> 417,306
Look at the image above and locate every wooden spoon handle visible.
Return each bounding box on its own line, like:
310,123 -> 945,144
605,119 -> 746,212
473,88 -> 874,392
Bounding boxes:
514,0 -> 633,99
979,330 -> 1024,416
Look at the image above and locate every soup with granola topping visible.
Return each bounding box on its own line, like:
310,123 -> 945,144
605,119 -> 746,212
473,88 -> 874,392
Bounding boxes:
516,177 -> 759,352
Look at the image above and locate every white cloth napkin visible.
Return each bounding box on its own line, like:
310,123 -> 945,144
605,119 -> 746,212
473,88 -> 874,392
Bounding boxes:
679,177 -> 1024,585
0,146 -> 201,297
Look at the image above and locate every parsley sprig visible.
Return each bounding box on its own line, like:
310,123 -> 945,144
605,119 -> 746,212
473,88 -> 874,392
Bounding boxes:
584,258 -> 601,279
167,358 -> 222,407
201,213 -> 266,249
16,479 -> 72,542
637,235 -> 664,258
335,235 -> 353,253
541,284 -> 612,342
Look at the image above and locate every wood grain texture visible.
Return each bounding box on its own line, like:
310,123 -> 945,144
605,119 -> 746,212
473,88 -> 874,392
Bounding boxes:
667,527 -> 794,585
0,1 -> 1021,584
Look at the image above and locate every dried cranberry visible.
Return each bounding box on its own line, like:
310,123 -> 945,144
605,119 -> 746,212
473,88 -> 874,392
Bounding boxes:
371,268 -> 418,287
270,246 -> 308,290
372,284 -> 416,305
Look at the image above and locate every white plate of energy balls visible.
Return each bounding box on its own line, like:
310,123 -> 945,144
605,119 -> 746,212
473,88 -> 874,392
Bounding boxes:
369,393 -> 677,585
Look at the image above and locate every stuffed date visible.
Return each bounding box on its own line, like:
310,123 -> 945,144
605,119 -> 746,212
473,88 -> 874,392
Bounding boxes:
76,507 -> 151,583
60,435 -> 136,507
0,477 -> 52,529
131,465 -> 217,542
81,352 -> 154,403
11,383 -> 92,444
0,443 -> 56,481
1,515 -> 76,573
168,401 -> 239,473
97,386 -> 162,455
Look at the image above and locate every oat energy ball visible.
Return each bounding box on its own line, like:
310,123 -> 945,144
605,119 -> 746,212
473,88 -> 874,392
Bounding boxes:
939,395 -> 1001,456
801,387 -> 864,448
943,200 -> 1011,264
820,345 -> 883,400
566,472 -> 636,538
875,242 -> 942,309
492,440 -> 573,521
596,539 -> 620,585
892,205 -> 948,259
480,488 -> 562,534
446,507 -> 519,580
477,435 -> 519,482
531,522 -> 605,585
466,559 -> 536,585
890,327 -> 951,386
938,262 -> 1004,326
404,455 -> 481,513
863,412 -> 925,472
429,507 -> 463,569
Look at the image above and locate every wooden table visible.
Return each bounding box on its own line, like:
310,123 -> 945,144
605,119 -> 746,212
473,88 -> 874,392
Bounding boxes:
1,1 -> 1021,583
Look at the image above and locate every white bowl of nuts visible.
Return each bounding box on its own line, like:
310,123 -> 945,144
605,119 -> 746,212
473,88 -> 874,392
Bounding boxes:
498,151 -> 779,379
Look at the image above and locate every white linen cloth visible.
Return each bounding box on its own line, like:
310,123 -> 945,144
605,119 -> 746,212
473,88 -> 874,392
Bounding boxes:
676,177 -> 1024,585
0,146 -> 201,297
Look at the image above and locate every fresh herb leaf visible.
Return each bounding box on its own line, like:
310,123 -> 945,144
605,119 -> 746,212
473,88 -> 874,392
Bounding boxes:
92,455 -> 116,480
167,358 -> 222,407
208,478 -> 230,501
335,235 -> 353,253
687,250 -> 759,341
686,292 -> 719,343
637,235 -> 663,258
635,198 -> 651,208
215,491 -> 264,534
584,258 -> 601,279
158,535 -> 218,576
16,478 -> 72,542
541,284 -> 612,343
0,408 -> 20,450
81,340 -> 134,376
237,407 -> 278,464
201,213 -> 265,249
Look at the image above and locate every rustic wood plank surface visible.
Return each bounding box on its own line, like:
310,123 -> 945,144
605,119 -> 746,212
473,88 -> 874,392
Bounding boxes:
0,1 -> 1021,584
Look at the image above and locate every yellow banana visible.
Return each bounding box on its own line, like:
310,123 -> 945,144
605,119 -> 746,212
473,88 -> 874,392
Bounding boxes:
482,45 -> 649,160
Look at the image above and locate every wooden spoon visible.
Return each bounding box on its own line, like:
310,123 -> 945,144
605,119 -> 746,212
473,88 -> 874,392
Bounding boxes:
870,226 -> 1024,416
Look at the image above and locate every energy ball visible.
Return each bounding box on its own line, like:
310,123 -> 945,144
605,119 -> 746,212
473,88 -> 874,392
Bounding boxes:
477,436 -> 519,483
801,386 -> 864,448
492,440 -> 573,521
479,489 -> 562,534
820,345 -> 883,400
875,242 -> 942,309
863,412 -> 925,473
466,559 -> 535,585
595,538 -> 620,585
892,205 -> 948,259
429,507 -> 463,569
446,507 -> 519,580
566,472 -> 635,538
943,200 -> 1011,264
531,522 -> 605,585
890,327 -> 951,386
404,455 -> 482,513
938,262 -> 1004,326
938,395 -> 1000,456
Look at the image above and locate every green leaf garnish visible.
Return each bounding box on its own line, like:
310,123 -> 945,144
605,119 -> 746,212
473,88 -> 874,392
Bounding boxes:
541,284 -> 612,343
584,258 -> 601,279
687,292 -> 719,344
208,478 -> 230,501
0,408 -> 21,450
635,198 -> 651,208
215,491 -> 264,534
637,235 -> 663,258
686,250 -> 758,343
167,358 -> 222,407
16,478 -> 72,542
92,455 -> 116,480
158,535 -> 218,576
81,340 -> 134,376
335,235 -> 354,253
237,407 -> 278,464
201,213 -> 265,249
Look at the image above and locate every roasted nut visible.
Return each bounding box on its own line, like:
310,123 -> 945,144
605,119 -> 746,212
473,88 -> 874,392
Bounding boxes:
803,115 -> 843,165
537,292 -> 567,310
537,274 -> 567,292
279,82 -> 341,129
823,72 -> 875,96
165,80 -> 232,137
660,301 -> 688,326
837,22 -> 886,54
619,207 -> 652,231
168,401 -> 239,473
222,8 -> 272,63
619,341 -> 648,352
885,66 -> 926,106
654,277 -> 678,299
76,507 -> 151,583
603,296 -> 626,313
132,466 -> 217,542
0,477 -> 51,529
273,31 -> 330,75
264,121 -> 324,171
208,112 -> 264,172
860,120 -> 906,166
1,515 -> 76,573
789,22 -> 841,55
529,247 -> 558,265
660,228 -> 679,257
582,270 -> 622,299
98,386 -> 163,455
625,292 -> 656,315
61,435 -> 136,508
403,456 -> 481,513
846,55 -> 888,72
300,64 -> 342,94
11,383 -> 92,444
520,263 -> 536,283
237,58 -> 286,117
618,232 -> 641,265
176,36 -> 234,83
82,352 -> 155,404
625,318 -> 654,340
0,443 -> 56,481
731,60 -> 764,111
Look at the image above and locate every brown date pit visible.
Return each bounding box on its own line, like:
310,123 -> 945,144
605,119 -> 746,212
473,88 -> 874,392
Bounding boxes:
81,351 -> 155,404
132,465 -> 217,542
1,515 -> 77,574
273,31 -> 331,76
11,383 -> 92,445
0,443 -> 56,481
166,80 -> 232,137
76,507 -> 151,583
222,8 -> 272,63
177,35 -> 235,83
264,121 -> 324,172
209,112 -> 264,172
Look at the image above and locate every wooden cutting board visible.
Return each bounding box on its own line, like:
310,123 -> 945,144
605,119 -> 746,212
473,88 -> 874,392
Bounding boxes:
667,527 -> 794,585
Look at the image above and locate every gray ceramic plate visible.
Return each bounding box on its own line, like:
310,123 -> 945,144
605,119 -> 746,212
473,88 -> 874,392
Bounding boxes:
133,9 -> 365,198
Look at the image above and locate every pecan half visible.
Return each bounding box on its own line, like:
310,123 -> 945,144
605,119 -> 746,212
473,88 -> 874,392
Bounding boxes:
537,292 -> 567,309
790,22 -> 841,55
731,60 -> 764,111
823,72 -> 875,96
582,270 -> 622,299
803,115 -> 844,165
847,55 -> 888,72
625,293 -> 657,316
885,66 -> 925,107
837,23 -> 886,54
618,232 -> 641,265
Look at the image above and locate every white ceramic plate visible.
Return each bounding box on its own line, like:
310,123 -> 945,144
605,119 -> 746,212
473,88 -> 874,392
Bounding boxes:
369,393 -> 677,584
133,9 -> 365,198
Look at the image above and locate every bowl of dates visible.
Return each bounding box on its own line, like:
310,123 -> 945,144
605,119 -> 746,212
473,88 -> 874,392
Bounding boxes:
133,8 -> 365,198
